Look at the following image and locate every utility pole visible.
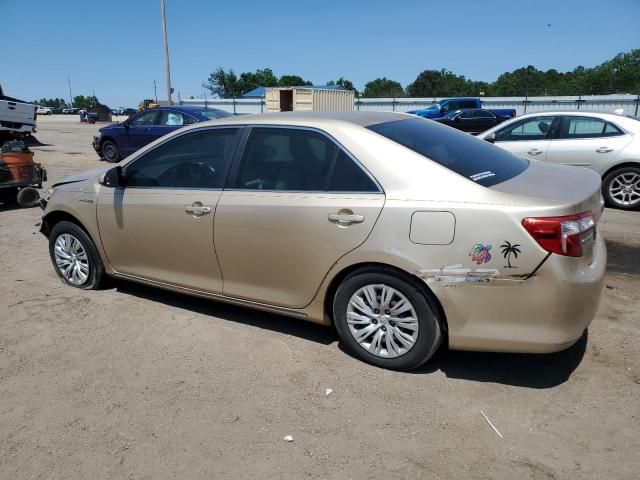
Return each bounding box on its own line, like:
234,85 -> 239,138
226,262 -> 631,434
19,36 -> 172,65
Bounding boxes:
160,0 -> 172,104
154,80 -> 158,103
67,74 -> 73,107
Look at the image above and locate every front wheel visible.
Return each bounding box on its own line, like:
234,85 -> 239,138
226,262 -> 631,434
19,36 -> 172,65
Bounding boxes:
49,221 -> 106,289
602,166 -> 640,210
101,140 -> 120,163
333,271 -> 442,370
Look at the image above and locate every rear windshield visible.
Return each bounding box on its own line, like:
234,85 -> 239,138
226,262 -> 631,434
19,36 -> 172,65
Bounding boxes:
367,118 -> 528,187
199,109 -> 233,120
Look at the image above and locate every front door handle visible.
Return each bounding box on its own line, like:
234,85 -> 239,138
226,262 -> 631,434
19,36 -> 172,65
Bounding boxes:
527,148 -> 544,155
328,210 -> 365,226
596,147 -> 613,153
185,202 -> 211,217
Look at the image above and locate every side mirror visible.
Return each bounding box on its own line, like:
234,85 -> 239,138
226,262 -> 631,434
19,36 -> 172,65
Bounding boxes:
122,118 -> 130,127
484,132 -> 496,144
100,166 -> 125,188
454,116 -> 461,122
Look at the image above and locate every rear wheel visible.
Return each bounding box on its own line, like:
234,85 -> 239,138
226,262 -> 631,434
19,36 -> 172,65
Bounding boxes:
101,140 -> 120,163
49,221 -> 105,289
603,166 -> 640,210
333,270 -> 442,370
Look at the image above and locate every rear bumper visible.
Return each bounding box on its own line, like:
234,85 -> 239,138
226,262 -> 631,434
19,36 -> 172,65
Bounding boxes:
444,235 -> 607,353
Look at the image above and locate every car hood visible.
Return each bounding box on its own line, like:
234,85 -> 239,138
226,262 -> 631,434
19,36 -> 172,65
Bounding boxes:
99,122 -> 122,132
52,165 -> 112,188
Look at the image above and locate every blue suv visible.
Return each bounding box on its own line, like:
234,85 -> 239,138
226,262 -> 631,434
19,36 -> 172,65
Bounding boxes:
93,106 -> 232,162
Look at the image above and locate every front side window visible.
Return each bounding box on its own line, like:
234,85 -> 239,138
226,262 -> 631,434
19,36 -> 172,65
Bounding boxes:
458,110 -> 474,119
495,116 -> 555,141
368,118 -> 528,187
559,116 -> 625,139
125,128 -> 241,188
200,109 -> 233,120
130,111 -> 158,126
459,100 -> 478,109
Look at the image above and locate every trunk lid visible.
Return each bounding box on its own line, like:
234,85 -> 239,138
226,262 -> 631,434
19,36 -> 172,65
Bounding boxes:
491,159 -> 604,220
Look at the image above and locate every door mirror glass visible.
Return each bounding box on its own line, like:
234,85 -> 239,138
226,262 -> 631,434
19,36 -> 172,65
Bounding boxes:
100,166 -> 125,187
484,132 -> 496,144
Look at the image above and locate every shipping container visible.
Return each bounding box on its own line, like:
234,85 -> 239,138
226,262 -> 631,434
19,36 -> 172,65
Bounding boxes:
265,87 -> 354,113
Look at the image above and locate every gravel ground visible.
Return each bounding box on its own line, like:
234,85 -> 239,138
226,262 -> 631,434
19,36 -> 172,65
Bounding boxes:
1,115 -> 639,479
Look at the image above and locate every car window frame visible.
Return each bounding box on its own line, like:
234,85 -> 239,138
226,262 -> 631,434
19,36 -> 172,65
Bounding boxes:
494,115 -> 559,142
473,109 -> 496,119
555,115 -> 628,141
225,125 -> 384,194
120,125 -> 245,190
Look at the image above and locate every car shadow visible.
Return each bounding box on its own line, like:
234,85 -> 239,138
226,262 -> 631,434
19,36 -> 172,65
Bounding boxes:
413,330 -> 588,389
114,279 -> 587,388
24,135 -> 52,147
114,280 -> 336,346
606,239 -> 640,275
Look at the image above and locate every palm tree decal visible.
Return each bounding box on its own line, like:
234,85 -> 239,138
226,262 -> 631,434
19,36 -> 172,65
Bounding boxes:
500,241 -> 521,268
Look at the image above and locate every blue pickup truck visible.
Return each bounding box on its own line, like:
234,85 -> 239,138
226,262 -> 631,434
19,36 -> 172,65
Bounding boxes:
407,98 -> 516,119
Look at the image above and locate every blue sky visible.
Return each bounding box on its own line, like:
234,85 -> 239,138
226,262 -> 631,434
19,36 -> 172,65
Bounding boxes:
1,0 -> 639,107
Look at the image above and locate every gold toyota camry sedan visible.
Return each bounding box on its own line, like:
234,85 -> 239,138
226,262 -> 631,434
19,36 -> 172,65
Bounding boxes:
40,111 -> 606,370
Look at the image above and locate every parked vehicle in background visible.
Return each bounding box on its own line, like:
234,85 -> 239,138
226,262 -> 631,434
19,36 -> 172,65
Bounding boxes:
478,111 -> 640,210
42,112 -> 605,370
62,107 -> 80,114
407,97 -> 516,120
36,106 -> 53,115
0,85 -> 37,145
92,106 -> 233,162
51,107 -> 65,114
433,109 -> 510,134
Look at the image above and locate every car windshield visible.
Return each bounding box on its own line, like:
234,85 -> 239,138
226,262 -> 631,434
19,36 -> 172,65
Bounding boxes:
367,118 -> 529,187
199,109 -> 233,120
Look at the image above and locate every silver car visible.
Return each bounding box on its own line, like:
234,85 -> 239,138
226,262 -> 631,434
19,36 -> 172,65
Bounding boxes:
478,112 -> 640,210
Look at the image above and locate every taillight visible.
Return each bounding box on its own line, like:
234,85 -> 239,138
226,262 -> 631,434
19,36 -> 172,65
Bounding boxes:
522,211 -> 595,257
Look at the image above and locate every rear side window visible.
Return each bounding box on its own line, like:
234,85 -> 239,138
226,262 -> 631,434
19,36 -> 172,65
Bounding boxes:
329,151 -> 378,192
559,116 -> 624,139
367,118 -> 528,187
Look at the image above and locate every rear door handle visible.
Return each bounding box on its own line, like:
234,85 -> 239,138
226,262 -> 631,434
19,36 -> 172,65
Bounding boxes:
328,211 -> 365,226
185,202 -> 211,217
596,147 -> 613,153
527,149 -> 543,155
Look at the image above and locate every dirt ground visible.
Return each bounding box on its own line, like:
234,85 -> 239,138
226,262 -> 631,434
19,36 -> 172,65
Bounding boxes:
1,115 -> 639,479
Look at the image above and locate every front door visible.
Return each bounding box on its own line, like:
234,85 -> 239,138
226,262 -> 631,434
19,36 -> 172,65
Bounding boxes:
545,115 -> 632,171
493,115 -> 558,161
214,127 -> 385,308
97,127 -> 243,292
123,110 -> 161,155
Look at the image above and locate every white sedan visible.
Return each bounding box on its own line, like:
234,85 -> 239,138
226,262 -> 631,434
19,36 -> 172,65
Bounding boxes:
478,112 -> 640,210
36,106 -> 52,115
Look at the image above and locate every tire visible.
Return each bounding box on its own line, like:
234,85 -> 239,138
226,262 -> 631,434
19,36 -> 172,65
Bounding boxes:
101,140 -> 120,163
333,270 -> 442,370
48,221 -> 106,289
16,187 -> 40,208
602,166 -> 640,210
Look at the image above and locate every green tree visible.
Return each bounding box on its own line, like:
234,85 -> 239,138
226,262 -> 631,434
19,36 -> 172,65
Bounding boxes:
327,77 -> 358,94
72,95 -> 99,108
238,68 -> 279,94
34,97 -> 67,108
406,69 -> 474,97
203,67 -> 243,98
279,75 -> 313,87
362,77 -> 404,98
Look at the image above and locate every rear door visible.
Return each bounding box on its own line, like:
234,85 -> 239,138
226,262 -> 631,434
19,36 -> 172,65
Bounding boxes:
493,115 -> 559,161
545,115 -> 632,173
472,110 -> 498,133
214,126 -> 385,308
97,127 -> 242,292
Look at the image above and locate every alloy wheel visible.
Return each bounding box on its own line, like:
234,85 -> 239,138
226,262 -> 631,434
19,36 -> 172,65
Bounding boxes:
54,233 -> 90,285
346,284 -> 419,358
608,172 -> 640,207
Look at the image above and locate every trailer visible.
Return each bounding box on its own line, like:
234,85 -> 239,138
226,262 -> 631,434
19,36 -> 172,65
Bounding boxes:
265,87 -> 354,113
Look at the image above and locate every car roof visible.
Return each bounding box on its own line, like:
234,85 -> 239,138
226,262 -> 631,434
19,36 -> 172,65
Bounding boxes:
195,110 -> 413,128
513,111 -> 627,120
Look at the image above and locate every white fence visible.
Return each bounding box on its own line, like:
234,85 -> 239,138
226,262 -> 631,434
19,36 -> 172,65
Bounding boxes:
179,94 -> 640,117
